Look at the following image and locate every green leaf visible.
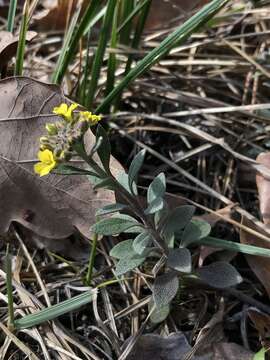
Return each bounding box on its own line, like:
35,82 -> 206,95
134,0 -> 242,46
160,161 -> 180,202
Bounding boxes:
110,239 -> 135,259
55,164 -> 98,176
182,219 -> 211,246
148,297 -> 170,324
167,248 -> 192,273
14,290 -> 96,330
133,231 -> 152,255
115,214 -> 144,233
86,0 -> 117,108
91,217 -> 139,235
93,177 -> 115,190
163,205 -> 195,234
96,0 -> 229,113
96,125 -> 111,172
153,272 -> 179,308
116,170 -> 136,194
115,256 -> 145,276
147,173 -> 166,204
96,203 -> 126,216
128,149 -> 146,193
7,0 -> 17,32
197,261 -> 242,289
145,197 -> 164,215
15,0 -> 29,76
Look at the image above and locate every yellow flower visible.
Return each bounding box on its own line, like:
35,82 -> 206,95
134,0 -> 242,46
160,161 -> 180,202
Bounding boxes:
34,149 -> 57,177
80,111 -> 102,125
53,103 -> 78,122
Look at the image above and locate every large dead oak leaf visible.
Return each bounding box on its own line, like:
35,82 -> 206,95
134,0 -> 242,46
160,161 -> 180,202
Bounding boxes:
0,77 -> 121,241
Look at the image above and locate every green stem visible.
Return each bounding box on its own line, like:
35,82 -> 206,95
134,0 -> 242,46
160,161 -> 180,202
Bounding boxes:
85,232 -> 98,286
6,243 -> 15,331
74,141 -> 169,254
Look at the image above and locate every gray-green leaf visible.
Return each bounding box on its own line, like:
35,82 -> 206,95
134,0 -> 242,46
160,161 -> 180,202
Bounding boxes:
133,231 -> 152,255
167,248 -> 192,273
116,170 -> 136,194
153,272 -> 179,308
115,256 -> 145,276
182,219 -> 211,246
163,205 -> 195,234
197,261 -> 242,289
110,239 -> 135,259
96,203 -> 126,216
145,197 -> 164,215
128,149 -> 146,193
148,297 -> 170,324
147,172 -> 166,204
91,217 -> 139,235
96,124 -> 111,171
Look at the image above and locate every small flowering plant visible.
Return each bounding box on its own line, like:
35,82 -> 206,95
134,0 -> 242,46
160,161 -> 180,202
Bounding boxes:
34,103 -> 242,324
34,103 -> 101,177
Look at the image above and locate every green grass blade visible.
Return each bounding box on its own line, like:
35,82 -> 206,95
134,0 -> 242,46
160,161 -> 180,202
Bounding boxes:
15,0 -> 29,76
117,0 -> 149,35
14,289 -> 96,330
96,0 -> 229,114
105,0 -> 119,102
6,244 -> 15,331
196,236 -> 270,258
51,2 -> 82,84
114,0 -> 152,109
119,0 -> 134,45
52,0 -> 100,84
86,0 -> 117,109
7,0 -> 17,33
124,0 -> 152,74
79,7 -> 107,105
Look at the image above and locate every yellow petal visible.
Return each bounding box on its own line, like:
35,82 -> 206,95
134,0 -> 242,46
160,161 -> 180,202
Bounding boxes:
34,162 -> 49,177
39,149 -> 54,164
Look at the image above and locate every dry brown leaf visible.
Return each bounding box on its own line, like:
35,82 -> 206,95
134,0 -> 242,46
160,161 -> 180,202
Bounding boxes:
0,77 -> 121,243
0,31 -> 37,70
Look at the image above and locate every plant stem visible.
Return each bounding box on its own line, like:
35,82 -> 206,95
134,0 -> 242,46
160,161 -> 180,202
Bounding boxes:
6,243 -> 15,331
85,232 -> 98,286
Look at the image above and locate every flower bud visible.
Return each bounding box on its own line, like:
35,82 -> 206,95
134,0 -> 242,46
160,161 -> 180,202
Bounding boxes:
46,123 -> 58,135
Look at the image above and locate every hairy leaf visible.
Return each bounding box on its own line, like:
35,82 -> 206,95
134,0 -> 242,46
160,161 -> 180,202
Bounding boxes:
115,256 -> 145,276
147,172 -> 166,204
96,203 -> 126,216
163,205 -> 195,234
110,239 -> 136,259
197,261 -> 242,289
153,271 -> 179,308
91,217 -> 139,235
167,248 -> 192,273
133,231 -> 152,255
128,149 -> 146,193
182,219 -> 211,246
145,197 -> 164,215
96,124 -> 111,171
148,297 -> 170,324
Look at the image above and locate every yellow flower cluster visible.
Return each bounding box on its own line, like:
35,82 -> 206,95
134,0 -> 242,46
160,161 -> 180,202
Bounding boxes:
34,103 -> 102,177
